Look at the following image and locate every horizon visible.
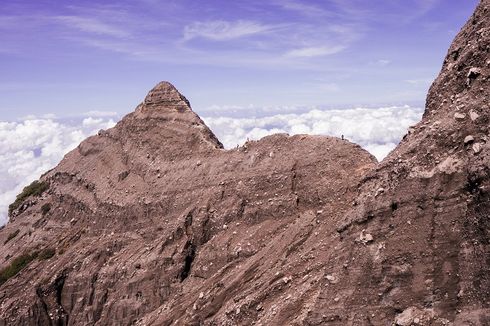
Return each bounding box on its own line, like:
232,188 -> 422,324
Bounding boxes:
0,0 -> 480,224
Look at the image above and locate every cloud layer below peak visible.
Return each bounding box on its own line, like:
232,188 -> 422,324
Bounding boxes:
0,105 -> 423,226
203,105 -> 423,160
0,116 -> 116,225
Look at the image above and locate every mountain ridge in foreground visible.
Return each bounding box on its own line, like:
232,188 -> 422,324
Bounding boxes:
0,1 -> 489,325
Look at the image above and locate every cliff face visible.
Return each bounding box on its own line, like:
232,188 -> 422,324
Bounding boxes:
0,82 -> 376,326
0,1 -> 489,326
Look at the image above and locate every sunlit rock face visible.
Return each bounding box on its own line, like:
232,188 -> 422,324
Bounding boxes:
0,1 -> 489,325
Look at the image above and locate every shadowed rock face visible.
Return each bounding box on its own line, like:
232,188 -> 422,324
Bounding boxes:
0,1 -> 489,325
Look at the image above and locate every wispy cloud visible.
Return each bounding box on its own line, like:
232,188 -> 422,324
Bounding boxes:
72,37 -> 152,57
274,0 -> 333,17
286,45 -> 345,57
183,20 -> 275,41
413,0 -> 441,16
374,59 -> 391,66
0,2 -> 362,69
329,0 -> 441,24
54,16 -> 131,38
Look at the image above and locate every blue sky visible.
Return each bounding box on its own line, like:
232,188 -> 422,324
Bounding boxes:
0,0 -> 479,120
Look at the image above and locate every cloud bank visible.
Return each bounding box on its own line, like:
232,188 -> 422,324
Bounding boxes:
0,117 -> 116,225
0,105 -> 423,225
203,105 -> 423,160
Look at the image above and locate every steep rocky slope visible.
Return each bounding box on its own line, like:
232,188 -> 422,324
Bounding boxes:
0,1 -> 489,325
0,81 -> 376,326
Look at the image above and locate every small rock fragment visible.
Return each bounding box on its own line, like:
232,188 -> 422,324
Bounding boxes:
464,135 -> 475,144
358,229 -> 374,244
472,143 -> 482,154
454,112 -> 466,120
325,274 -> 338,284
395,307 -> 416,326
469,110 -> 479,121
467,67 -> 481,79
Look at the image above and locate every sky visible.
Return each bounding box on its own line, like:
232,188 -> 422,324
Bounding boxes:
0,0 -> 480,224
0,0 -> 478,119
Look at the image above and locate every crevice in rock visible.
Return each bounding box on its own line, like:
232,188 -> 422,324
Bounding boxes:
93,289 -> 108,323
54,272 -> 68,326
390,201 -> 398,212
291,162 -> 298,194
36,286 -> 52,326
184,210 -> 194,237
179,240 -> 196,282
54,273 -> 66,305
201,207 -> 212,244
237,199 -> 246,220
35,270 -> 69,326
88,273 -> 98,306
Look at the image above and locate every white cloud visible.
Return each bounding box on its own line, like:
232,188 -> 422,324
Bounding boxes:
54,16 -> 131,38
183,20 -> 274,41
376,59 -> 391,66
0,106 -> 423,226
285,45 -> 346,57
203,105 -> 423,161
414,0 -> 440,16
0,117 -> 116,225
275,0 -> 331,17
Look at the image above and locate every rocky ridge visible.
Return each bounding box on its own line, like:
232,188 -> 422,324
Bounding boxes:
0,1 -> 489,325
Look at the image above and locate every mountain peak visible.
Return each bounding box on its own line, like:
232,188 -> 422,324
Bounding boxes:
143,81 -> 191,110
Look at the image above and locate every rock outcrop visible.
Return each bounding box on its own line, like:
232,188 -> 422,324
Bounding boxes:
0,1 -> 489,325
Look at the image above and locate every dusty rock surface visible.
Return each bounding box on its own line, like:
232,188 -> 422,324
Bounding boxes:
0,1 -> 489,325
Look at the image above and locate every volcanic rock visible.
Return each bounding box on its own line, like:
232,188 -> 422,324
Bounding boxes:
0,80 -> 376,325
0,1 -> 489,325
